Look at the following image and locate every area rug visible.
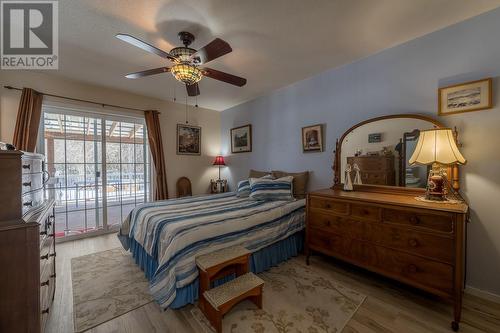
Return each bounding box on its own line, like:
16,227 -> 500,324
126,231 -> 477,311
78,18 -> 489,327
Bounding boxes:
186,257 -> 366,333
71,248 -> 153,332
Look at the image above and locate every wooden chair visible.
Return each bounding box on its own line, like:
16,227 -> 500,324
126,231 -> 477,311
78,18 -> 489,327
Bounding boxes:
176,177 -> 192,198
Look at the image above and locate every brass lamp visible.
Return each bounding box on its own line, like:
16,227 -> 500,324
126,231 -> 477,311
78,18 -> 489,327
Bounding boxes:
409,128 -> 466,201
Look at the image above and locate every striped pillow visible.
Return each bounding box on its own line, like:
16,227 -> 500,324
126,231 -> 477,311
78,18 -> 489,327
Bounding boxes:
249,176 -> 294,201
237,174 -> 274,197
236,179 -> 251,197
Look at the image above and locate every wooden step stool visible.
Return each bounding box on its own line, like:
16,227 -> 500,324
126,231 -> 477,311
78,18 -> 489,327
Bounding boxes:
196,246 -> 264,333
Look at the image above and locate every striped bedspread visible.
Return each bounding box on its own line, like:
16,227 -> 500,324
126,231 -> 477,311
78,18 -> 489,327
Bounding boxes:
118,192 -> 305,309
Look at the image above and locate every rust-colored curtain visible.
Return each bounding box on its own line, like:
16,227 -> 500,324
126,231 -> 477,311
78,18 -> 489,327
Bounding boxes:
12,88 -> 43,152
144,110 -> 169,200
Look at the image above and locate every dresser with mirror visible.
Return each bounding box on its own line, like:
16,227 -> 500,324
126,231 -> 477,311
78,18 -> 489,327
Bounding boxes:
306,114 -> 468,331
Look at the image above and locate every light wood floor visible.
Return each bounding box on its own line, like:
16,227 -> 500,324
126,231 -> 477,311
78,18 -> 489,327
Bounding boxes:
46,234 -> 500,333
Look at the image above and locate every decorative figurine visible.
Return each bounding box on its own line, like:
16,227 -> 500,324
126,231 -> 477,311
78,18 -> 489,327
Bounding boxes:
353,163 -> 362,185
344,164 -> 353,191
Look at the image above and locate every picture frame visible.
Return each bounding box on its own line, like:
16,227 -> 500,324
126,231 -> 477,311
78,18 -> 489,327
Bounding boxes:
177,124 -> 201,155
438,78 -> 492,116
230,124 -> 252,153
302,124 -> 323,152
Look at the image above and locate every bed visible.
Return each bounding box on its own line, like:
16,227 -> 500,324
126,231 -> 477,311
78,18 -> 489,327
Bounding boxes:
118,191 -> 306,309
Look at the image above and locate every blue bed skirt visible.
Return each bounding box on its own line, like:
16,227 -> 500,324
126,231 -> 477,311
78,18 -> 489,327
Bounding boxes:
126,231 -> 304,309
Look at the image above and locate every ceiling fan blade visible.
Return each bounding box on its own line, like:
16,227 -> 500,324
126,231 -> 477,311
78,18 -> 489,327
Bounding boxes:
116,33 -> 175,61
125,67 -> 170,79
202,68 -> 247,87
190,38 -> 232,64
186,83 -> 200,96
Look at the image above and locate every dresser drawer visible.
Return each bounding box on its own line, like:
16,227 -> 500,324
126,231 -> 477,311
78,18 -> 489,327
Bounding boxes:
308,212 -> 348,233
309,211 -> 454,263
309,197 -> 349,215
309,228 -> 453,294
21,155 -> 43,174
22,188 -> 44,215
22,173 -> 44,194
351,204 -> 381,221
308,227 -> 347,256
382,208 -> 454,233
347,156 -> 393,170
370,244 -> 454,294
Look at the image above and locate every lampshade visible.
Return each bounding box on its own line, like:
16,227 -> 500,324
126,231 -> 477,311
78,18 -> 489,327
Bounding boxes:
171,63 -> 202,85
213,155 -> 226,166
409,128 -> 466,165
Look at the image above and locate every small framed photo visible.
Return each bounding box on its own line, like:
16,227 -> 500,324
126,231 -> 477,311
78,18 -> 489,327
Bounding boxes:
438,78 -> 492,116
231,124 -> 252,153
302,124 -> 323,152
177,124 -> 201,155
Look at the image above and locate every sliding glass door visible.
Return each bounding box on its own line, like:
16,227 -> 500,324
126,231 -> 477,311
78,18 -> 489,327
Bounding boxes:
39,106 -> 150,239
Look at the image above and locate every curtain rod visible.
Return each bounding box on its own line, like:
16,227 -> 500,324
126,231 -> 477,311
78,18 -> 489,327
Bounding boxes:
3,85 -> 159,113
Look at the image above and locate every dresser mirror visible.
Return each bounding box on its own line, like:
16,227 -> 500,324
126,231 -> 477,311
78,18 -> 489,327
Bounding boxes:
333,114 -> 460,192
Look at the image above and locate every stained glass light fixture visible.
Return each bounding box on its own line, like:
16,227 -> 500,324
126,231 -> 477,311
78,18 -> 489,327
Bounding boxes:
171,63 -> 203,85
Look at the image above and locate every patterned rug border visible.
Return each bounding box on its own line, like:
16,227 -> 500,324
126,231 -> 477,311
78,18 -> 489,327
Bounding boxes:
188,257 -> 367,333
71,248 -> 154,333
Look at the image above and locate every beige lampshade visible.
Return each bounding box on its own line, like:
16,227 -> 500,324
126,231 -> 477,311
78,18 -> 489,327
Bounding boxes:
409,128 -> 466,165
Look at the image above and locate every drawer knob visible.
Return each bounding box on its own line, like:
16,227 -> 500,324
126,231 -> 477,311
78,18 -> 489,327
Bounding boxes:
22,181 -> 32,187
22,164 -> 31,170
40,230 -> 47,236
409,215 -> 420,224
23,201 -> 33,207
49,253 -> 56,258
41,308 -> 50,315
326,220 -> 331,227
409,239 -> 418,247
407,264 -> 418,274
40,254 -> 49,260
41,279 -> 49,287
50,273 -> 56,278
325,203 -> 332,209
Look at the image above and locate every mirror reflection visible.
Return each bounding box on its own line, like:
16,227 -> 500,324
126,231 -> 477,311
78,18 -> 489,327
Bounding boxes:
340,118 -> 439,188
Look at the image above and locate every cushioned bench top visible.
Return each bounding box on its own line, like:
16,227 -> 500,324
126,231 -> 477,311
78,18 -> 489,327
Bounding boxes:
196,245 -> 250,271
203,272 -> 264,310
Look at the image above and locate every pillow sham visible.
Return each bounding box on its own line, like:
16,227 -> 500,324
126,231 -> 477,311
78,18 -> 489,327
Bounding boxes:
249,176 -> 294,201
272,170 -> 309,199
248,169 -> 272,178
237,174 -> 274,198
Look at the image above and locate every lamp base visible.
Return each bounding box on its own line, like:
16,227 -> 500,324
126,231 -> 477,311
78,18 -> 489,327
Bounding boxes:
425,193 -> 447,201
425,163 -> 446,201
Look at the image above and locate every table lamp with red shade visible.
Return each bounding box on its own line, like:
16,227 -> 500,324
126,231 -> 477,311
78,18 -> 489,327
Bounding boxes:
212,155 -> 226,181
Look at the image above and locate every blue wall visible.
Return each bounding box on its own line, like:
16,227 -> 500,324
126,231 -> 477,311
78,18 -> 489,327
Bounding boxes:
221,8 -> 500,295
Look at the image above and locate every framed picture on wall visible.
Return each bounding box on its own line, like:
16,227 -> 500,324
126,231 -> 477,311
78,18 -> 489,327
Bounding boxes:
177,124 -> 201,155
302,124 -> 323,152
231,124 -> 252,153
438,78 -> 492,116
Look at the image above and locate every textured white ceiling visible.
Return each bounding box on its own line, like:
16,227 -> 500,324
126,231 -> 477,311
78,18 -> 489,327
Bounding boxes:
53,0 -> 500,111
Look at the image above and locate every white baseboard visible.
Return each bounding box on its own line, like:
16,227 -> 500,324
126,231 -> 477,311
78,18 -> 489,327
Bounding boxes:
465,285 -> 500,304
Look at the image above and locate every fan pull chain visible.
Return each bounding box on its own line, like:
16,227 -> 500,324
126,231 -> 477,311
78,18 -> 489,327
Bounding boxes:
173,84 -> 177,102
185,95 -> 189,124
195,95 -> 198,108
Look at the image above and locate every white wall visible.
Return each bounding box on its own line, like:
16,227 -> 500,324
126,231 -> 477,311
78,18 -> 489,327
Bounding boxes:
0,70 -> 221,196
221,8 -> 500,296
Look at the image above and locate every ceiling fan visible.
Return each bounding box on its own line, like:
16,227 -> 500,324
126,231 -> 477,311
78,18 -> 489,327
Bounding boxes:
116,31 -> 247,96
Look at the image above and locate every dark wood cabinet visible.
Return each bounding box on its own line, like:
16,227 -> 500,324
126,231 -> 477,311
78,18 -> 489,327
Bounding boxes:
0,151 -> 56,333
306,189 -> 468,330
347,155 -> 395,186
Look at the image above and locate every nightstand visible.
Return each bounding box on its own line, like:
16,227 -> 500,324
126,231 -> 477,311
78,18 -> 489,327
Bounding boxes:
210,179 -> 228,194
